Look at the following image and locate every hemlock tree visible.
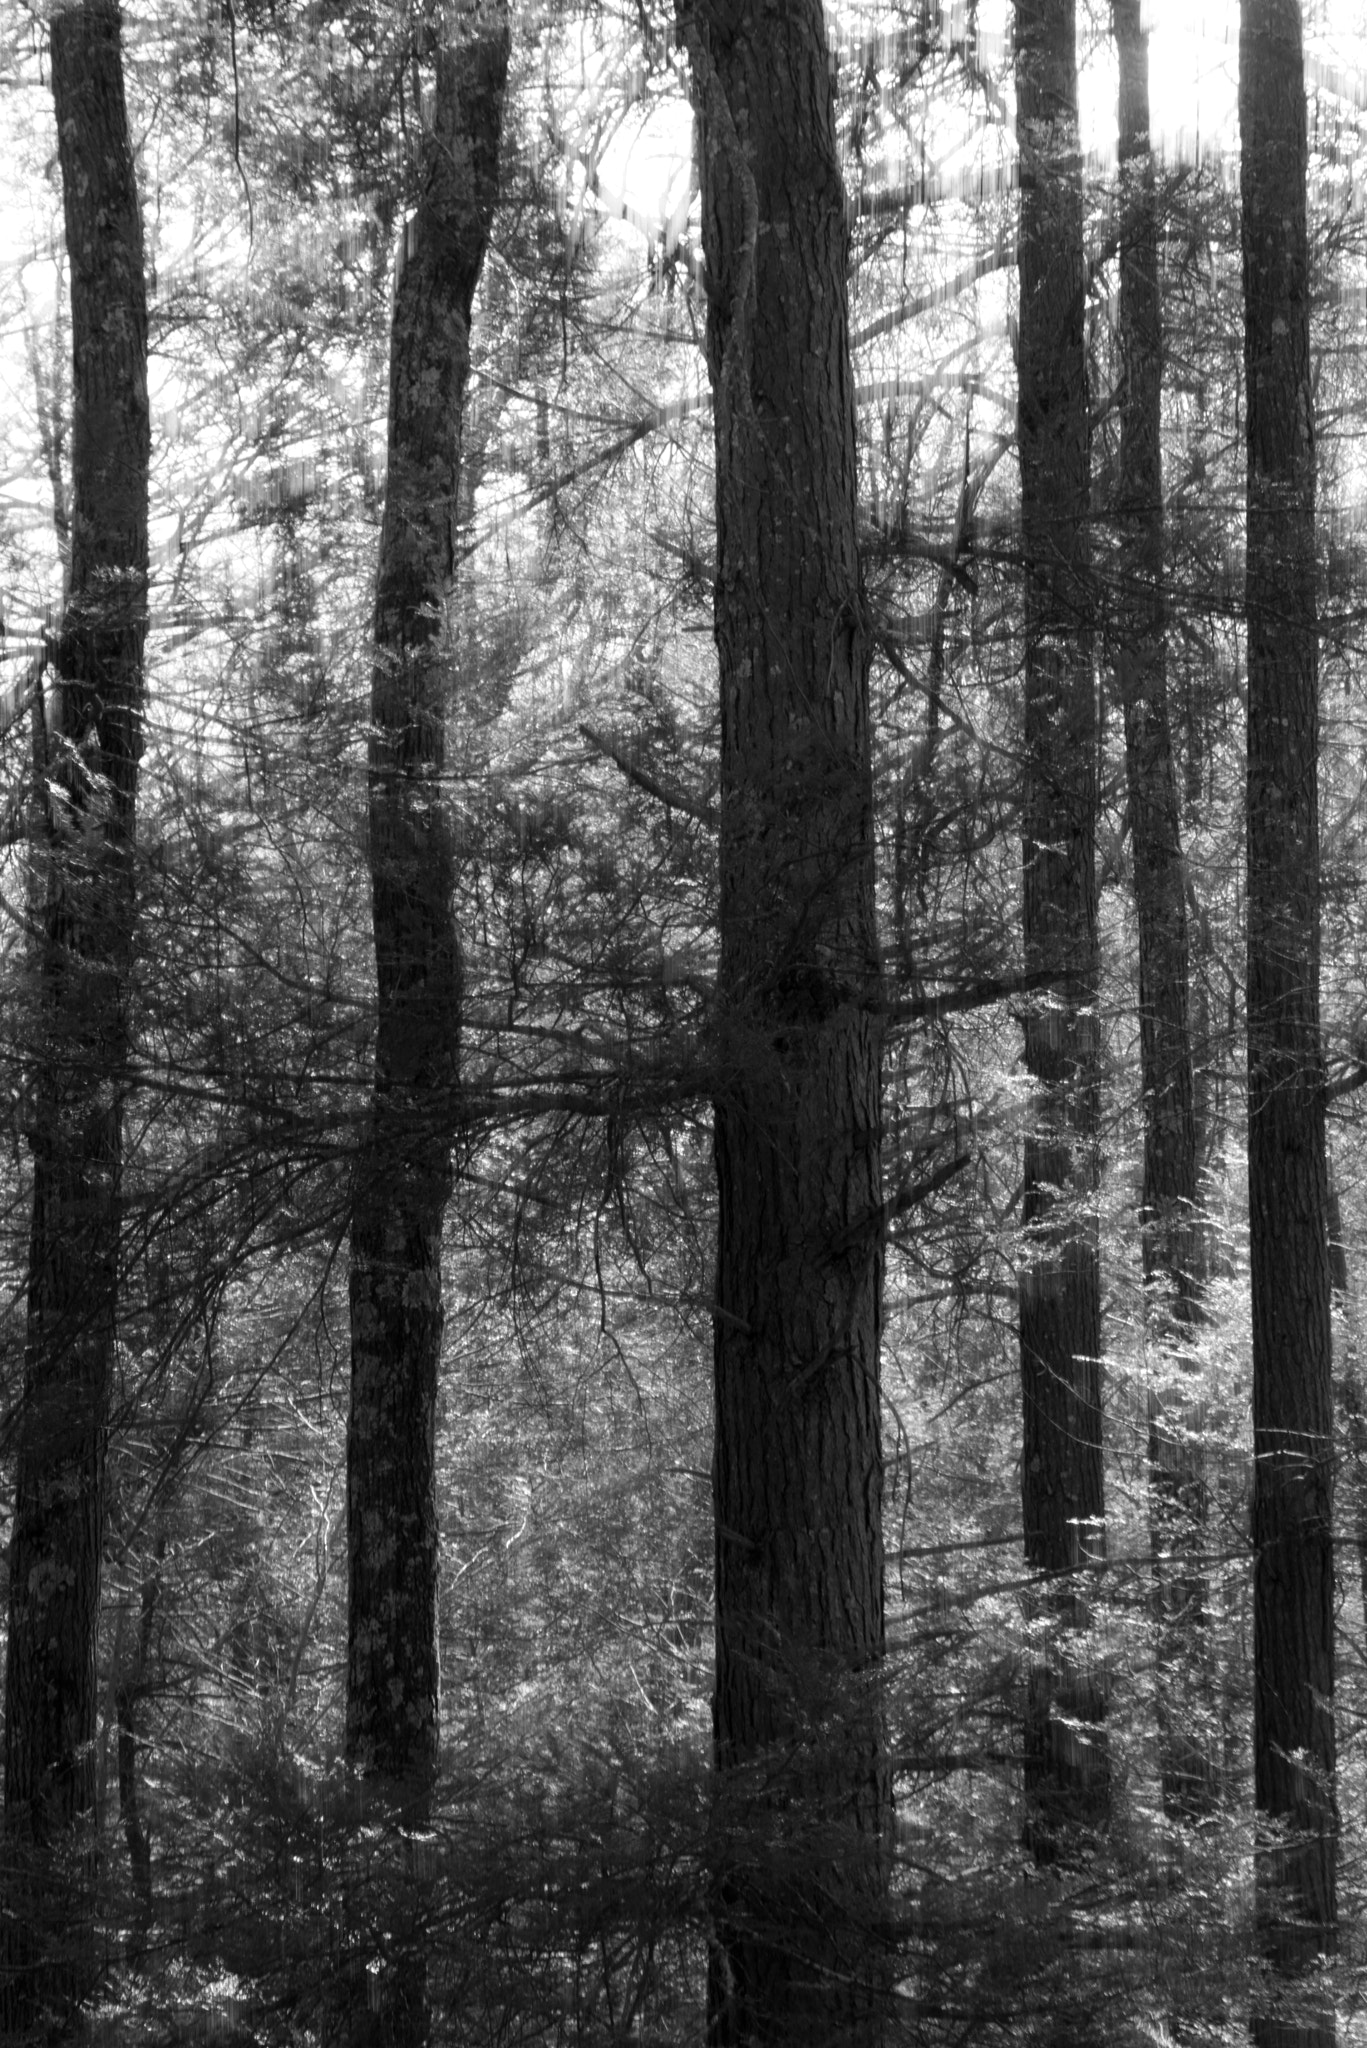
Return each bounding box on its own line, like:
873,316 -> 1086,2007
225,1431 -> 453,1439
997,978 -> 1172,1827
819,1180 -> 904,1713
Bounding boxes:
3,0 -> 149,2014
1240,0 -> 1337,2032
1013,0 -> 1106,1855
1110,0 -> 1212,1826
677,1 -> 890,2039
346,0 -> 510,1803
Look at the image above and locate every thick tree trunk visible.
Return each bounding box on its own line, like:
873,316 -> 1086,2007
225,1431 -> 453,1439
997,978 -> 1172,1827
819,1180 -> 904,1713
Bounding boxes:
1014,0 -> 1106,1861
679,4 -> 890,2040
3,0 -> 148,2023
1241,0 -> 1337,2035
1110,0 -> 1213,1831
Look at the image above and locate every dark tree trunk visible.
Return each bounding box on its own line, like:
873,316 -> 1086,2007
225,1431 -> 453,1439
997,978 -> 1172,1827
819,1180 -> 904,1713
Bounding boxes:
347,1 -> 509,1796
3,0 -> 148,2023
1241,0 -> 1337,2034
345,12 -> 507,2040
1111,0 -> 1200,1323
1110,0 -> 1213,1831
679,4 -> 890,2040
1014,0 -> 1106,1860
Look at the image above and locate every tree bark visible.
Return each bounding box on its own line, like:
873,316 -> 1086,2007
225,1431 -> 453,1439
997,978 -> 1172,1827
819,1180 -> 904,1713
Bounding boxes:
679,3 -> 890,2040
1111,0 -> 1200,1326
1241,0 -> 1337,2034
1014,0 -> 1106,1861
344,13 -> 507,2040
346,0 -> 509,1798
1109,0 -> 1214,1832
3,0 -> 148,2023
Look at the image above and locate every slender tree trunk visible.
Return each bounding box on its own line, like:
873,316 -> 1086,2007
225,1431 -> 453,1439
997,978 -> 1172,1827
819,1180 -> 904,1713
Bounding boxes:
345,7 -> 507,2038
679,4 -> 889,2040
1109,0 -> 1214,1831
1111,0 -> 1200,1326
1241,0 -> 1337,2035
1014,0 -> 1106,1861
347,0 -> 509,1793
3,0 -> 148,2025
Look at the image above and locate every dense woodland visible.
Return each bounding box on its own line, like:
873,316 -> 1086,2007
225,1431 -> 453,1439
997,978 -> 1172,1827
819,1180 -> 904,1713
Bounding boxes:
2,0 -> 1367,2042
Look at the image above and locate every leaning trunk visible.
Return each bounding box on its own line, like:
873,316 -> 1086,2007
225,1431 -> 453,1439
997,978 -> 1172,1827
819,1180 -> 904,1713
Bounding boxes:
1241,0 -> 1337,2035
1014,0 -> 1106,1861
680,3 -> 890,2040
3,0 -> 148,2023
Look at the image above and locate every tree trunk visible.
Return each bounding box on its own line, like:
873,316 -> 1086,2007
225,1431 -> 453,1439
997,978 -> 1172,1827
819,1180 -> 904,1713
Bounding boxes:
3,0 -> 148,2024
1241,0 -> 1337,2034
345,7 -> 507,2038
1111,0 -> 1200,1326
347,0 -> 509,1795
679,4 -> 890,2040
1110,0 -> 1214,1831
1014,0 -> 1106,1861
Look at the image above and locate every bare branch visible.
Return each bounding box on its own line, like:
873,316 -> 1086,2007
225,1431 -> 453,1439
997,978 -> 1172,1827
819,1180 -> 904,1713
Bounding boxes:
578,721 -> 714,825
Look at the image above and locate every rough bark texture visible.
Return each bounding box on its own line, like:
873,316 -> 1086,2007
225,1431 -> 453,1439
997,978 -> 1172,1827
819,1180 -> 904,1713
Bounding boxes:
1241,0 -> 1337,2030
1014,0 -> 1106,1859
680,3 -> 890,2039
1111,0 -> 1199,1319
346,3 -> 509,1798
1110,0 -> 1213,1830
3,3 -> 148,2018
